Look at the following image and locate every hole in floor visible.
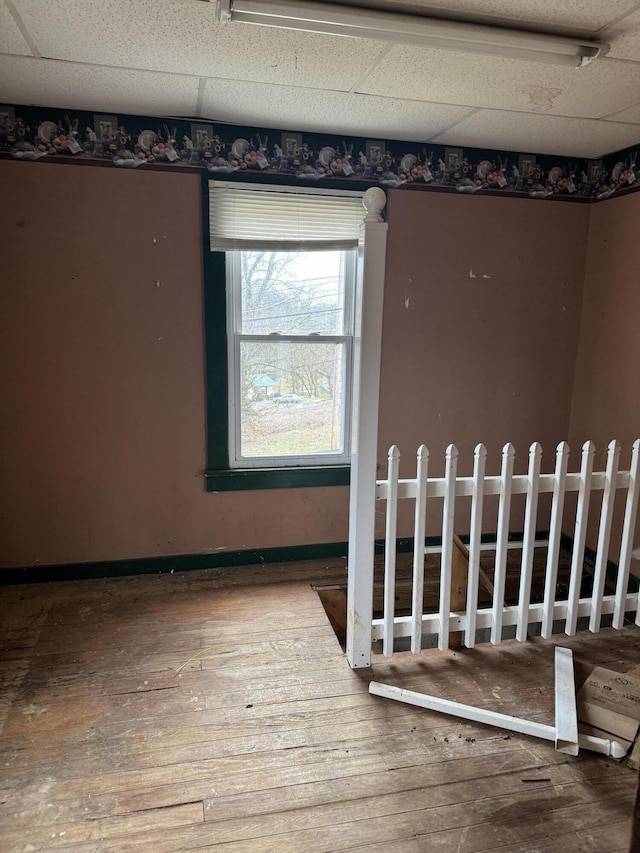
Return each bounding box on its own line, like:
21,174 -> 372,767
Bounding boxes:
315,585 -> 347,650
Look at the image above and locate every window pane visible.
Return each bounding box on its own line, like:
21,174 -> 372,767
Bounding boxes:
238,340 -> 347,459
240,251 -> 348,335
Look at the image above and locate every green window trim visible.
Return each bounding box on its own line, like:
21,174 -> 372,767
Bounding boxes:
202,176 -> 351,492
204,465 -> 350,492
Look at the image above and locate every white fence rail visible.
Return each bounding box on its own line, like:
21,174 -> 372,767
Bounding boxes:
374,439 -> 640,658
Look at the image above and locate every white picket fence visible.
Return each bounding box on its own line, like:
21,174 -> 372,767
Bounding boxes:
374,439 -> 640,658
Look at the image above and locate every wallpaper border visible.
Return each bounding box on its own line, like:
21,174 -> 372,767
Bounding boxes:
1,102 -> 639,203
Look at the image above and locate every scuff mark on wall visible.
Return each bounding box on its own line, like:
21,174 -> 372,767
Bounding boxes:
469,270 -> 477,278
519,84 -> 562,112
404,277 -> 413,309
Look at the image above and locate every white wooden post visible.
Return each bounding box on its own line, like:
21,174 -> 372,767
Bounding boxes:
370,645 -> 625,759
589,440 -> 620,633
438,444 -> 458,651
411,445 -> 429,653
491,443 -> 515,645
566,441 -> 595,635
554,646 -> 579,755
347,188 -> 388,669
614,439 -> 640,629
516,442 -> 543,641
541,442 -> 570,639
383,445 -> 400,657
465,443 -> 486,648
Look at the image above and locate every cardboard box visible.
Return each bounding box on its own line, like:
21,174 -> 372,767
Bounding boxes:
576,666 -> 640,756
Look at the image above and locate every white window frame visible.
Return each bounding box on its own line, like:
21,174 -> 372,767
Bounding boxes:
226,249 -> 357,469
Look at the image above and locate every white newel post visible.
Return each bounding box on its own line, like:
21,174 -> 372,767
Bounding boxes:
346,187 -> 388,669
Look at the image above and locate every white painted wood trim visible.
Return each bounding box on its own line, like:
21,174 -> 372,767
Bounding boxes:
382,446 -> 400,657
371,593 -> 638,639
614,438 -> 640,629
411,445 -> 429,653
492,443 -> 515,645
425,540 -> 549,554
554,647 -> 579,755
375,469 -> 629,501
566,441 -> 595,636
589,440 -> 621,632
346,199 -> 388,669
465,444 -> 486,648
438,445 -> 458,650
541,442 -> 570,639
516,442 -> 543,642
369,681 -> 557,742
369,671 -> 626,759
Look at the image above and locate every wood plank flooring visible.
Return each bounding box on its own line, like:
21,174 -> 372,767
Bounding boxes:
0,561 -> 638,852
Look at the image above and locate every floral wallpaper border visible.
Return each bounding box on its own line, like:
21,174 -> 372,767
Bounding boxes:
1,102 -> 638,203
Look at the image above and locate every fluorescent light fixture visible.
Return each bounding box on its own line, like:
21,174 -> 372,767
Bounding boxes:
216,0 -> 607,67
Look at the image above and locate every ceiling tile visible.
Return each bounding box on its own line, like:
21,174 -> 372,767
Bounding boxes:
601,8 -> 640,60
13,0 -> 386,90
0,56 -> 199,115
0,1 -> 32,55
5,0 -> 640,158
357,46 -> 640,119
606,102 -> 640,124
201,77 -> 473,141
430,109 -> 640,158
341,0 -> 638,33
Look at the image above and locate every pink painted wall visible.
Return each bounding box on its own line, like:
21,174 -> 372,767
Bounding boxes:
2,161 -> 632,571
0,162 -> 349,568
378,188 -> 589,537
568,192 -> 640,557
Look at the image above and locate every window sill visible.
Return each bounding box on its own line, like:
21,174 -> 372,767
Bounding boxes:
204,465 -> 350,492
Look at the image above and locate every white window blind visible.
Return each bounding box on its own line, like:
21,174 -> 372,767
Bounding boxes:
208,180 -> 364,252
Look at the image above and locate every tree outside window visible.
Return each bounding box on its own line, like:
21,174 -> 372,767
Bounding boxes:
227,250 -> 355,467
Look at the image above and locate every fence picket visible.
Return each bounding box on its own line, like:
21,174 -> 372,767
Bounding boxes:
411,445 -> 429,653
382,445 -> 400,657
541,442 -> 570,639
465,444 -> 486,648
566,441 -> 595,636
491,443 -> 516,645
438,445 -> 458,651
516,443 -> 543,641
589,440 -> 621,633
615,440 -> 640,629
373,438 -> 638,660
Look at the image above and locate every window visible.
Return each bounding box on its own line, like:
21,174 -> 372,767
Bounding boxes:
203,180 -> 364,491
227,249 -> 356,468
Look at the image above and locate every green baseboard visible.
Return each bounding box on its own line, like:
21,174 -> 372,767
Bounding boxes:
0,542 -> 350,585
559,532 -> 639,593
0,529 -> 550,585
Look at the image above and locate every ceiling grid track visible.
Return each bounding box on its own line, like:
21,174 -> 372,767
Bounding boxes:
4,0 -> 41,57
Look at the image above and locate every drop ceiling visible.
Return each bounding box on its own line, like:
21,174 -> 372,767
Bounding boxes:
1,0 -> 640,158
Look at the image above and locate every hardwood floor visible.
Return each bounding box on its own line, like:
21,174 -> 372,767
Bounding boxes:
0,561 -> 638,852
